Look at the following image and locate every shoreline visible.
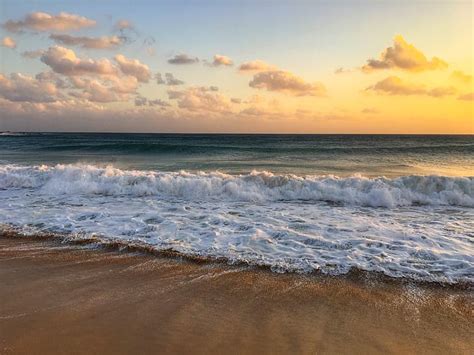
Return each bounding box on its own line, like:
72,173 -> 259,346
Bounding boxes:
1,231 -> 472,290
1,235 -> 473,354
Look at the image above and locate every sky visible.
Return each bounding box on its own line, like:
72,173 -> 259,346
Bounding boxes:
0,0 -> 472,133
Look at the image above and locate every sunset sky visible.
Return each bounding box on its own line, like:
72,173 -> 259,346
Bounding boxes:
0,0 -> 472,133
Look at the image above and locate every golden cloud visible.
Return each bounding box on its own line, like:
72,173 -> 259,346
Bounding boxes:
362,35 -> 447,72
210,54 -> 233,67
238,60 -> 277,73
1,36 -> 16,49
367,76 -> 456,97
458,93 -> 474,101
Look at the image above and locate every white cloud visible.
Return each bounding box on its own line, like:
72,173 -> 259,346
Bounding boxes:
68,75 -> 138,102
114,54 -> 151,82
41,46 -> 117,77
0,73 -> 59,103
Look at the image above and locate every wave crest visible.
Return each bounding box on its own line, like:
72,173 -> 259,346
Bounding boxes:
0,163 -> 472,208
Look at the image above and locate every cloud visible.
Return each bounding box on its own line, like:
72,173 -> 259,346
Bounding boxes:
21,49 -> 44,59
249,70 -> 326,96
0,98 -> 224,133
0,73 -> 59,103
231,98 -> 242,104
167,86 -> 230,112
458,93 -> 474,101
168,54 -> 199,65
164,73 -> 184,85
114,20 -> 133,31
1,36 -> 16,49
114,54 -> 151,82
239,107 -> 269,116
156,72 -> 184,86
49,34 -> 122,49
3,12 -> 95,33
0,93 -> 329,133
428,86 -> 457,98
238,60 -> 276,73
451,70 -> 472,84
134,95 -> 170,107
35,71 -> 69,89
69,79 -> 123,103
36,47 -> 146,102
209,54 -> 233,67
367,77 -> 425,95
105,76 -> 139,94
367,76 -> 456,97
41,46 -> 117,77
68,75 -> 138,102
362,35 -> 448,72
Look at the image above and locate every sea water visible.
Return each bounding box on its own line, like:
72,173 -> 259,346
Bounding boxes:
0,133 -> 472,283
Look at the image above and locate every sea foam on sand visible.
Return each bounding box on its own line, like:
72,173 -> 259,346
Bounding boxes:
0,163 -> 473,284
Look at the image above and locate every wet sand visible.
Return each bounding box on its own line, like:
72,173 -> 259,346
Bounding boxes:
0,236 -> 473,354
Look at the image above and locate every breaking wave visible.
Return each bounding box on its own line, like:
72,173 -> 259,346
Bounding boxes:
0,164 -> 472,208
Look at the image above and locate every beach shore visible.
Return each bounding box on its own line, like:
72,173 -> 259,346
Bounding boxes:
1,236 -> 472,354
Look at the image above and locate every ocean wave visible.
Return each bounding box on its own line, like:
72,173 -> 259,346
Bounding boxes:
1,162 -> 473,284
0,163 -> 472,208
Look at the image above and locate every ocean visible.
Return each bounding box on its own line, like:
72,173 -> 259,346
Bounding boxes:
0,133 -> 473,284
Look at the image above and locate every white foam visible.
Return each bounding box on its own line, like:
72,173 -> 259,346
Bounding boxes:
0,163 -> 473,284
0,164 -> 472,207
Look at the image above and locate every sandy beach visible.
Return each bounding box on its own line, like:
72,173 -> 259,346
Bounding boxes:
0,235 -> 472,354
0,0 -> 472,353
